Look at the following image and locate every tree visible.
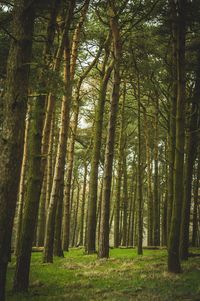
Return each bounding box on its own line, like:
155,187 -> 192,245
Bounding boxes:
0,1 -> 35,299
168,0 -> 187,273
98,1 -> 121,258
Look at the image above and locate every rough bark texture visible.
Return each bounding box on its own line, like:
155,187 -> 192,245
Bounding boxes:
13,1 -> 60,291
13,94 -> 44,292
0,1 -> 35,299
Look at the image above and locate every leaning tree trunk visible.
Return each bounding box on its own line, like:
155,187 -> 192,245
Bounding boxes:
15,105 -> 31,256
168,0 -> 187,273
0,1 -> 35,299
98,3 -> 121,258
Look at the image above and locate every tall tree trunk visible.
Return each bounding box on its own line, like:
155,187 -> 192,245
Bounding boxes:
143,108 -> 153,246
87,37 -> 113,254
62,47 -> 102,251
137,76 -> 143,256
122,152 -> 128,246
153,98 -> 160,246
43,0 -> 76,263
114,89 -> 125,248
13,1 -> 60,291
180,56 -> 200,259
168,0 -> 187,273
13,94 -> 45,291
167,0 -> 177,239
62,0 -> 90,251
0,1 -> 35,299
128,161 -> 136,247
98,3 -> 121,258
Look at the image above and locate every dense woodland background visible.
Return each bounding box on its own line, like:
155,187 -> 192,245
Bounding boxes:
0,0 -> 200,300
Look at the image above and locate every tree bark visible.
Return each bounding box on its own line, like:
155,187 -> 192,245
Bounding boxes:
114,88 -> 125,248
14,105 -> 31,255
180,54 -> 200,260
168,0 -> 187,273
87,37 -> 113,254
98,2 -> 121,258
153,98 -> 160,246
0,1 -> 35,299
43,0 -> 76,263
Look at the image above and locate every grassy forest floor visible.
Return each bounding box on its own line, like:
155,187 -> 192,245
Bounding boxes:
6,248 -> 200,301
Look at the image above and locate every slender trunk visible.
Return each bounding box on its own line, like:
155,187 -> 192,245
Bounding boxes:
137,76 -> 143,256
13,94 -> 45,291
15,105 -> 31,255
72,183 -> 80,247
36,175 -> 47,247
43,1 -> 76,263
130,179 -> 137,246
192,151 -> 200,246
45,115 -> 55,211
167,0 -> 177,239
143,109 -> 153,246
168,0 -> 186,273
114,105 -> 124,247
98,4 -> 121,258
153,98 -> 160,246
63,47 -> 101,250
62,0 -> 91,250
54,187 -> 64,257
180,59 -> 200,259
0,1 -> 35,298
87,38 -> 113,254
79,163 -> 88,245
122,153 -> 128,246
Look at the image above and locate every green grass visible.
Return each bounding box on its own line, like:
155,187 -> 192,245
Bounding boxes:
6,248 -> 200,301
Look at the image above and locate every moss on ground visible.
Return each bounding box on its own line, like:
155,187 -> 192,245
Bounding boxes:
6,248 -> 200,301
